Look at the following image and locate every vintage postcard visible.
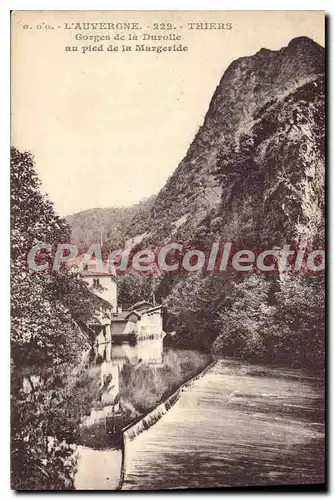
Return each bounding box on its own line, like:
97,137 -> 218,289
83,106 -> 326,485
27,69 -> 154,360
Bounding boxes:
11,10 -> 325,491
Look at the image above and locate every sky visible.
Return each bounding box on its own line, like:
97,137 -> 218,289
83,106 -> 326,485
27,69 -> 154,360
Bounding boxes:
11,11 -> 324,216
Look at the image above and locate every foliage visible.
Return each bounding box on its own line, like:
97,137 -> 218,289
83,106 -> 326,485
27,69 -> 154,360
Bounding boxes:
212,272 -> 324,369
212,275 -> 276,359
11,147 -> 94,365
11,147 -> 96,489
163,272 -> 237,349
117,274 -> 155,310
270,273 -> 325,369
66,195 -> 156,250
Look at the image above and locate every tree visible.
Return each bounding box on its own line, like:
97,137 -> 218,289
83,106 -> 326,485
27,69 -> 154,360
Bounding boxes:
212,274 -> 275,359
11,147 -> 94,365
270,273 -> 325,369
117,274 -> 154,310
11,147 -> 95,489
164,272 -> 237,350
212,272 -> 325,369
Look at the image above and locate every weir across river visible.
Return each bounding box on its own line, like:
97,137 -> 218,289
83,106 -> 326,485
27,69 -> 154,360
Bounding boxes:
75,358 -> 325,490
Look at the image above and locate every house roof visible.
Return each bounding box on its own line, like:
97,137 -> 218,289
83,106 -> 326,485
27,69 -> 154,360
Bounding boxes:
131,301 -> 162,315
131,300 -> 154,311
110,316 -> 128,323
111,310 -> 142,323
90,291 -> 113,309
81,269 -> 116,277
130,300 -> 162,312
67,253 -> 117,278
126,310 -> 142,319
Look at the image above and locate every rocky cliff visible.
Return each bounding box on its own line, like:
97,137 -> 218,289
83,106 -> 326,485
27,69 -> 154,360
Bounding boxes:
67,37 -> 325,364
134,36 -> 324,249
69,36 -> 324,252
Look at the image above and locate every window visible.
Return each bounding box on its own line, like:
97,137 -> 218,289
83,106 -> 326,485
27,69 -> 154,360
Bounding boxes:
93,278 -> 100,287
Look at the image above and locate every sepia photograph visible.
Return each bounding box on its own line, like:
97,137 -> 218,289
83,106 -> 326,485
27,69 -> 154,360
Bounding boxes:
10,10 -> 325,491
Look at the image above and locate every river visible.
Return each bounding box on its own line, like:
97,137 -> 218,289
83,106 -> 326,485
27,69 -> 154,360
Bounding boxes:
75,358 -> 325,490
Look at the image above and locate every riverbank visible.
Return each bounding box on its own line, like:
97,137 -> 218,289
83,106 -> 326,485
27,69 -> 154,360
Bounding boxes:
123,358 -> 217,440
78,348 -> 212,448
74,357 -> 324,490
120,348 -> 212,416
74,350 -> 214,489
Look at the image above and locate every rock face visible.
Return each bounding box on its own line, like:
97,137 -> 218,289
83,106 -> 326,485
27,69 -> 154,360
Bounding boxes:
122,36 -> 324,356
213,74 -> 324,249
68,37 -> 324,252
133,36 -> 324,249
67,37 -> 325,359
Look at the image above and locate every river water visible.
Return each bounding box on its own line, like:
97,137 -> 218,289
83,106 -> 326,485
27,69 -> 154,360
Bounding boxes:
122,359 -> 325,490
75,358 -> 325,490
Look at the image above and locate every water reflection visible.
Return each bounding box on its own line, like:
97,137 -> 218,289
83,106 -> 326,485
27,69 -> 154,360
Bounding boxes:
74,340 -> 125,490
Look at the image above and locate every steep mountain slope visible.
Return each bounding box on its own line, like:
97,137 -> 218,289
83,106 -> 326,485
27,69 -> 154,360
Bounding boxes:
127,36 -> 324,363
213,75 -> 325,249
133,36 -> 324,247
66,195 -> 155,249
66,37 -> 325,366
67,37 -> 324,252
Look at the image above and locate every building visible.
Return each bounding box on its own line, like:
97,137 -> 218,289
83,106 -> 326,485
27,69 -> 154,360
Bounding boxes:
71,253 -> 118,311
68,254 -> 165,366
111,301 -> 165,366
68,254 -> 166,429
